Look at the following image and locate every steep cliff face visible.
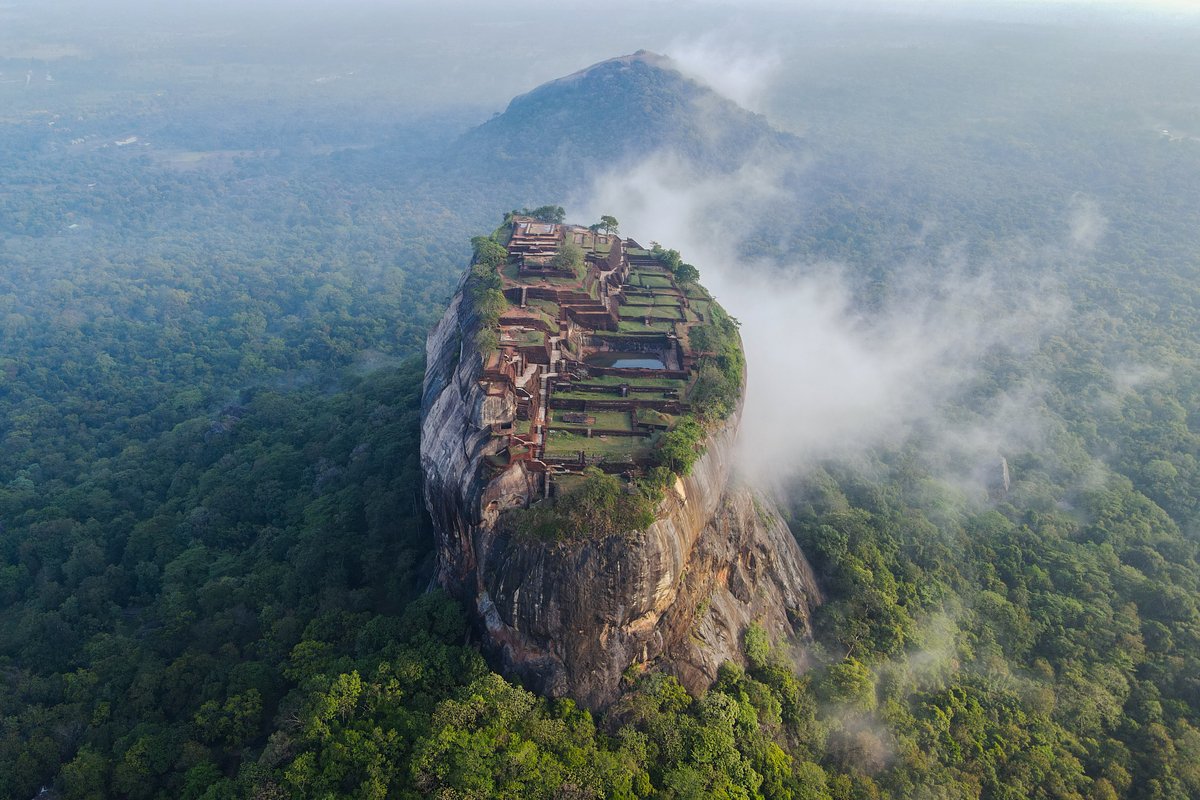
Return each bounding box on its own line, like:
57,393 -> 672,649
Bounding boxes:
421,273 -> 821,709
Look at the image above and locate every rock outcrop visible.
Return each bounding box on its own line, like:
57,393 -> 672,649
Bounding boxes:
421,265 -> 821,709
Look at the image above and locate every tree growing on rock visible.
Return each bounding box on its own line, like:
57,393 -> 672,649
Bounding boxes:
552,242 -> 586,278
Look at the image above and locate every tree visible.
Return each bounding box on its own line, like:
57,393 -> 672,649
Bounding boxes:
599,215 -> 619,236
471,236 -> 507,270
674,262 -> 700,284
522,205 -> 566,223
587,223 -> 603,245
744,623 -> 772,671
551,242 -> 586,278
511,467 -> 657,541
651,244 -> 682,271
655,418 -> 705,476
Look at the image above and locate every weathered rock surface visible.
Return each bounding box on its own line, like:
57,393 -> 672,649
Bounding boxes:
421,278 -> 821,709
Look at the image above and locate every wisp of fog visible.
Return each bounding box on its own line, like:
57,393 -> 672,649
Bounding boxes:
577,148 -> 1070,492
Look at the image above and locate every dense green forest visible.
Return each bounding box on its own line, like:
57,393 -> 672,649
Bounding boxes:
4,5 -> 1200,799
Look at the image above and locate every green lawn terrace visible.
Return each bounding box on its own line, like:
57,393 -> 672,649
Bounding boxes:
477,216 -> 721,492
550,373 -> 686,402
542,429 -> 658,466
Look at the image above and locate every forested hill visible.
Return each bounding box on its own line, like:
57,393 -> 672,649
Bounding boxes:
2,29 -> 1200,800
440,50 -> 796,192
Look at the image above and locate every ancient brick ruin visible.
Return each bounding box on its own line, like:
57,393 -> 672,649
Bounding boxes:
479,216 -> 716,498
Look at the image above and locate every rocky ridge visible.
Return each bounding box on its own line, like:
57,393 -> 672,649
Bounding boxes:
421,220 -> 820,709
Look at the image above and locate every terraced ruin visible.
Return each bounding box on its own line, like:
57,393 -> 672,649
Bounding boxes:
478,215 -> 724,496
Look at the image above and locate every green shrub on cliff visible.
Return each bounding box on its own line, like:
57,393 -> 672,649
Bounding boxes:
654,417 -> 706,476
467,235 -> 509,354
689,363 -> 738,420
511,467 -> 657,542
687,303 -> 743,420
651,243 -> 700,285
650,243 -> 744,420
511,205 -> 566,224
470,235 -> 508,271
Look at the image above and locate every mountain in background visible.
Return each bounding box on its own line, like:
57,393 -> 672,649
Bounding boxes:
422,50 -> 799,211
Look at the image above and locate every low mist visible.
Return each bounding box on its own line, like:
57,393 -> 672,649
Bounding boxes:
578,152 -> 1070,491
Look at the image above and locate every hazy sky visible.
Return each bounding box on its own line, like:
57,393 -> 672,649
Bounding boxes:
4,0 -> 1197,116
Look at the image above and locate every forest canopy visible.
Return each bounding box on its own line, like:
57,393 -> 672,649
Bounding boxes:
3,6 -> 1200,800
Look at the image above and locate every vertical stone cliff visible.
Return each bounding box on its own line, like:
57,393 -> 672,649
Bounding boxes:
421,270 -> 821,709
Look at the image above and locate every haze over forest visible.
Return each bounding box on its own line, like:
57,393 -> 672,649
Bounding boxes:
3,1 -> 1200,798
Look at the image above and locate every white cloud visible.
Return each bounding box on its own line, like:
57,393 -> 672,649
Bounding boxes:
666,37 -> 780,112
1067,195 -> 1107,251
575,151 -> 1068,489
